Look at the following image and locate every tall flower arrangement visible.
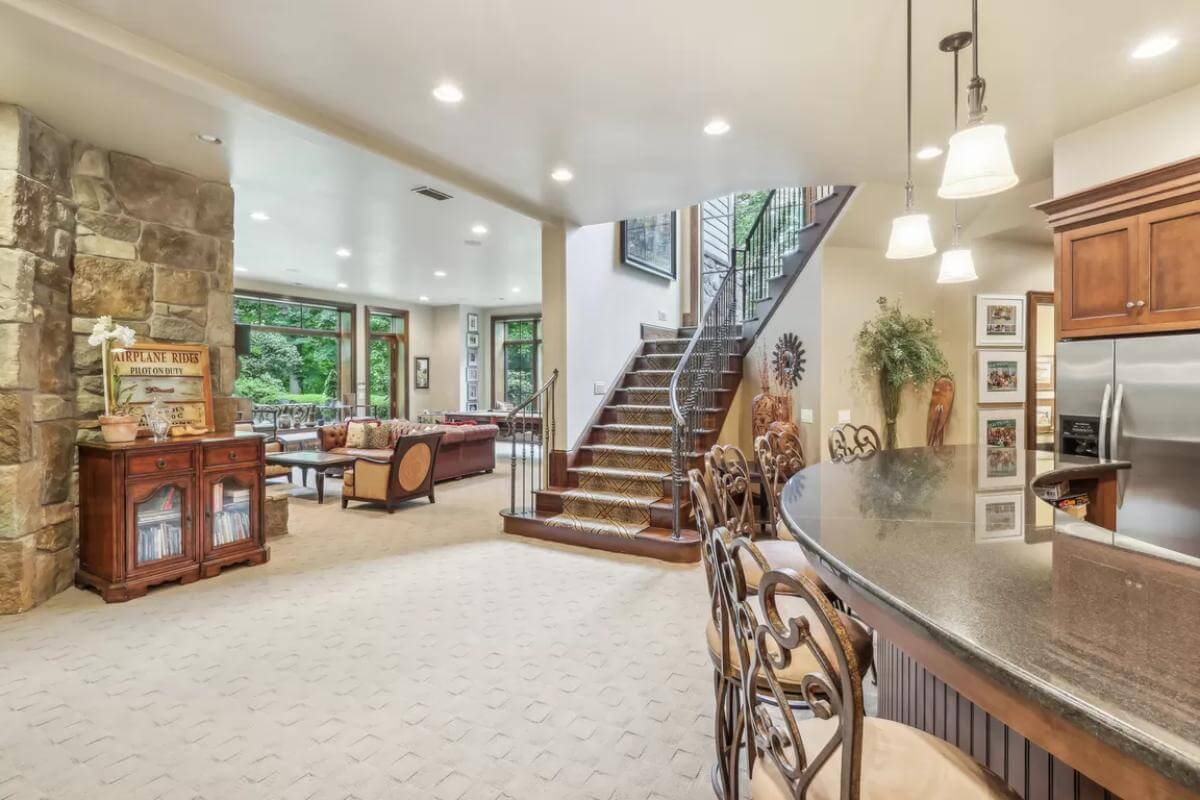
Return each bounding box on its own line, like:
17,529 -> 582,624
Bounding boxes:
88,316 -> 137,417
854,297 -> 948,449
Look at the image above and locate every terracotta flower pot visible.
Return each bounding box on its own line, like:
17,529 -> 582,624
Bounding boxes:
98,414 -> 139,443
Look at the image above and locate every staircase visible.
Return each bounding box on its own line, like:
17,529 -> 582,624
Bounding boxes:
502,325 -> 742,562
501,184 -> 854,563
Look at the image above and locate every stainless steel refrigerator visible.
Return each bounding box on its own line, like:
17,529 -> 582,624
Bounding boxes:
1057,333 -> 1200,555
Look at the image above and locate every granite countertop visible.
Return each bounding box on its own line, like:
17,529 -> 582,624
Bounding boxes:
779,445 -> 1199,792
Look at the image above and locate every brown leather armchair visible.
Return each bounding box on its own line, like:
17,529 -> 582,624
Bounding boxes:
341,431 -> 445,512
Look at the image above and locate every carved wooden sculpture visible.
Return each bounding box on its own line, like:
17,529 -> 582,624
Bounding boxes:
926,374 -> 955,447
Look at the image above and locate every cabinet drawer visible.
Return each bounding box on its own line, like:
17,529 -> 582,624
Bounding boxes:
127,448 -> 194,476
204,441 -> 259,469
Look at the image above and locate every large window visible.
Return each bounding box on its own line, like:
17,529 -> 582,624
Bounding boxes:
233,293 -> 354,406
492,316 -> 542,409
367,308 -> 408,419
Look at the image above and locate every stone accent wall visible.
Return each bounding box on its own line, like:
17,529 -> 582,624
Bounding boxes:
0,103 -> 237,613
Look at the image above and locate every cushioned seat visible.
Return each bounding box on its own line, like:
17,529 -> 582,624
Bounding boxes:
330,447 -> 393,460
705,594 -> 873,689
738,540 -> 831,595
750,716 -> 1018,800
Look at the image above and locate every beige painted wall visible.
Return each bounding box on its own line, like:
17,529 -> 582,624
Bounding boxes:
1053,81 -> 1200,196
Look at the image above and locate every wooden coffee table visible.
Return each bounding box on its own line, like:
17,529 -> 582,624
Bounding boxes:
264,451 -> 356,504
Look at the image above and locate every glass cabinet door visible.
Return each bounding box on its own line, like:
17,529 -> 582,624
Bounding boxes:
129,480 -> 191,570
205,470 -> 257,552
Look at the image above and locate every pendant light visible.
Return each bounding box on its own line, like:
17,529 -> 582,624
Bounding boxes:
938,32 -> 978,284
937,0 -> 1018,199
886,0 -> 936,260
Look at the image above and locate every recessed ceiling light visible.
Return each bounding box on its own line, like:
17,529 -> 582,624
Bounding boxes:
916,145 -> 943,160
234,266 -> 248,274
249,210 -> 270,221
193,133 -> 222,145
703,118 -> 731,136
550,167 -> 574,183
335,247 -> 352,258
433,270 -> 447,278
511,286 -> 521,293
432,82 -> 464,103
471,224 -> 488,235
419,295 -> 430,302
336,282 -> 348,289
1131,34 -> 1179,60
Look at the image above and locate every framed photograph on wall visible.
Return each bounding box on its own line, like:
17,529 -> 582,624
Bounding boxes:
414,356 -> 430,390
977,350 -> 1026,404
1035,355 -> 1054,391
466,331 -> 479,349
975,294 -> 1026,347
976,444 -> 1026,491
1035,400 -> 1055,434
978,407 -> 1025,451
467,382 -> 479,402
466,402 -> 479,412
467,312 -> 479,333
620,211 -> 677,279
466,366 -> 478,383
974,492 -> 1025,542
466,349 -> 478,366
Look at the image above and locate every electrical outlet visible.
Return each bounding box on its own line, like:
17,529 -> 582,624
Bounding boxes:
657,310 -> 667,322
799,408 -> 814,424
838,409 -> 852,424
593,381 -> 606,395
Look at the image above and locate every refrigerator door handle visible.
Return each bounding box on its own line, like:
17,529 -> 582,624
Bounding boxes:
1098,383 -> 1113,460
1111,383 -> 1127,508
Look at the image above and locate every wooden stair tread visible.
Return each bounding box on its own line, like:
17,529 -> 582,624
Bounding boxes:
501,511 -> 702,563
569,465 -> 669,480
559,489 -> 656,508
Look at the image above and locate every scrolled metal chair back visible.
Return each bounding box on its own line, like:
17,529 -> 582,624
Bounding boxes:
688,468 -> 723,630
754,429 -> 806,528
706,444 -> 759,538
827,424 -> 881,464
739,560 -> 866,799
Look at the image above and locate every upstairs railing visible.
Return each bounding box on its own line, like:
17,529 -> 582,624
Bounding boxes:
668,264 -> 739,538
671,185 -> 838,537
507,368 -> 558,516
733,185 -> 835,320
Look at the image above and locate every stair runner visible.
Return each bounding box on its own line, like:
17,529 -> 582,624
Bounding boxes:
544,334 -> 716,538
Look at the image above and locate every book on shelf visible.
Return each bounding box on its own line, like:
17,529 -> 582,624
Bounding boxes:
138,521 -> 182,563
211,508 -> 251,547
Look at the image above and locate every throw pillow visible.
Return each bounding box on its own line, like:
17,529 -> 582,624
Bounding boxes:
364,425 -> 391,449
345,421 -> 368,448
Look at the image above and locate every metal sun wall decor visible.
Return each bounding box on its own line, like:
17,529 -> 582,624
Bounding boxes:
771,332 -> 806,390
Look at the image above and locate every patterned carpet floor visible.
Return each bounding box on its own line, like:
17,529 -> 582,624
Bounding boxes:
0,461 -> 723,800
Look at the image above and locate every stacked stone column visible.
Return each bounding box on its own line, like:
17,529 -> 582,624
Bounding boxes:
0,102 -> 238,613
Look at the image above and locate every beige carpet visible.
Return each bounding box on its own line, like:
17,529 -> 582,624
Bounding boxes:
0,463 -> 721,800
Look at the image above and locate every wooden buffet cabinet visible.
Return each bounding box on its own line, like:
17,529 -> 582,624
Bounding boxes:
77,433 -> 270,602
1037,155 -> 1200,339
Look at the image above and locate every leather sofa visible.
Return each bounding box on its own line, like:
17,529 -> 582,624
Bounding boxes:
318,419 -> 497,482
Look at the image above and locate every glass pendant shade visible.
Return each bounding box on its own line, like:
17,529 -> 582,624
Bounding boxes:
937,247 -> 978,283
938,124 -> 1019,199
885,213 -> 937,259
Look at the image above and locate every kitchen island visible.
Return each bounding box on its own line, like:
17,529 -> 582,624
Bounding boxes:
779,445 -> 1198,800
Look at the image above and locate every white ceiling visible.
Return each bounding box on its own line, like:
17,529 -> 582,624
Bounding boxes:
13,0 -> 1200,228
0,3 -> 542,306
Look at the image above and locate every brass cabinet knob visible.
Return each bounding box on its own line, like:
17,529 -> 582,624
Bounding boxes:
156,458 -> 166,469
228,450 -> 238,460
1135,300 -> 1146,308
1126,301 -> 1135,309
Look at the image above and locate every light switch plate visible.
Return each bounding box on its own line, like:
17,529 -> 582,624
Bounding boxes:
799,408 -> 814,423
593,381 -> 606,395
657,310 -> 667,322
838,409 -> 852,424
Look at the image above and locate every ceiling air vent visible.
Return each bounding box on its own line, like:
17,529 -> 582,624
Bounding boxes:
411,185 -> 453,201
464,239 -> 483,247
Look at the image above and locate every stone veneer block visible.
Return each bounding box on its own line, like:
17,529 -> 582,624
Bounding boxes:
0,322 -> 37,390
207,290 -> 234,347
0,464 -> 40,539
35,420 -> 74,505
139,223 -> 217,271
32,545 -> 73,605
109,152 -> 198,229
0,247 -> 35,323
154,265 -> 209,306
72,143 -> 108,179
38,305 -> 72,395
76,209 -> 139,242
196,182 -> 234,238
0,391 -> 32,464
70,255 -> 152,318
25,114 -> 72,199
0,535 -> 35,613
71,174 -> 122,214
150,314 -> 205,343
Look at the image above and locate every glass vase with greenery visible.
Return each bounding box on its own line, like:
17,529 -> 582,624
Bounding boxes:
854,297 -> 948,450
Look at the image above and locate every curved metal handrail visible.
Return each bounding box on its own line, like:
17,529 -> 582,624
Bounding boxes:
506,368 -> 558,420
506,368 -> 558,516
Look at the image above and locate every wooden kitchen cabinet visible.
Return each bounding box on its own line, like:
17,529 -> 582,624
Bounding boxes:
78,433 -> 270,602
1038,155 -> 1200,339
